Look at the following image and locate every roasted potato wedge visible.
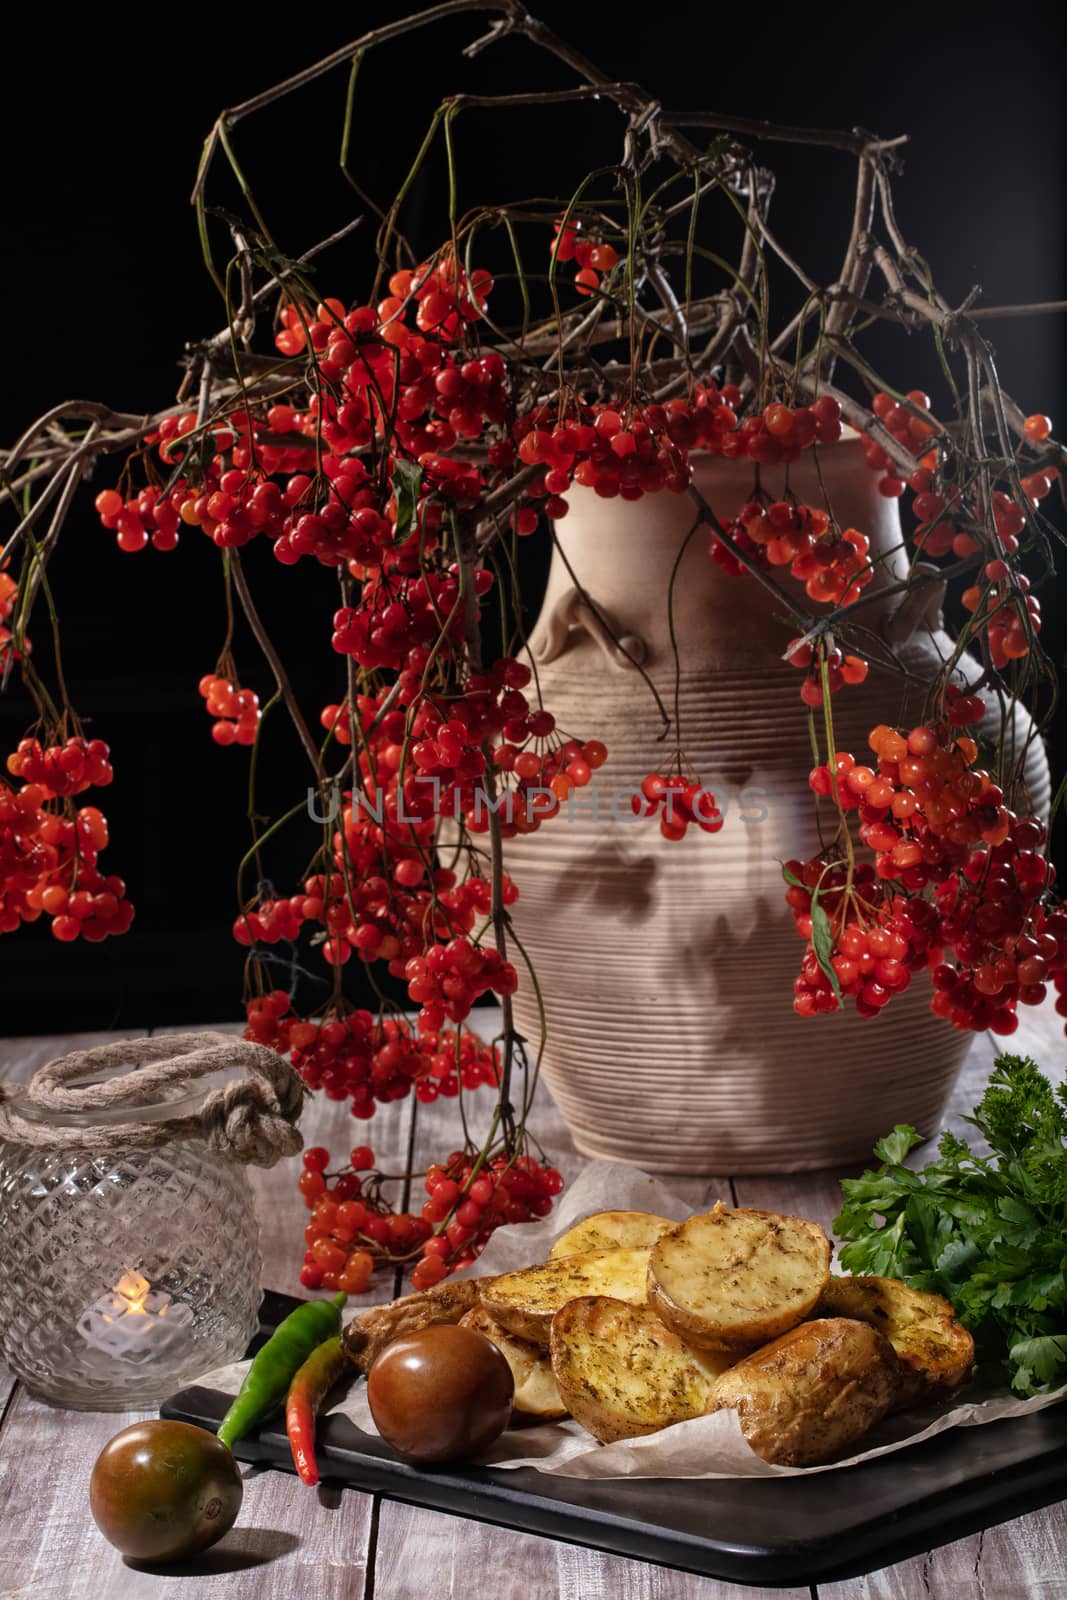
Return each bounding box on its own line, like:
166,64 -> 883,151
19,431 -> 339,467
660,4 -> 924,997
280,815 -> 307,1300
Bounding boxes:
816,1275 -> 974,1408
550,1296 -> 731,1443
481,1248 -> 652,1341
549,1210 -> 678,1260
342,1277 -> 490,1372
707,1316 -> 900,1466
649,1204 -> 831,1352
459,1304 -> 569,1421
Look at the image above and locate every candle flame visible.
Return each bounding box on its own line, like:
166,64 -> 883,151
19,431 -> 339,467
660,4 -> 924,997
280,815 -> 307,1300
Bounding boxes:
113,1270 -> 151,1312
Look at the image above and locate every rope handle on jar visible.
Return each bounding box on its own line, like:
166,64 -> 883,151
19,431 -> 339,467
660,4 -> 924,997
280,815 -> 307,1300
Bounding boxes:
0,1031 -> 305,1168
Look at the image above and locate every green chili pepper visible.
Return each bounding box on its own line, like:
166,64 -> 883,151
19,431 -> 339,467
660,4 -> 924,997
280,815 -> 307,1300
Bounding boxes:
217,1292 -> 346,1451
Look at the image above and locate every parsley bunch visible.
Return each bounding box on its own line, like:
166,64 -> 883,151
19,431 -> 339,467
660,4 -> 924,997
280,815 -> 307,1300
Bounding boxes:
835,1054 -> 1067,1396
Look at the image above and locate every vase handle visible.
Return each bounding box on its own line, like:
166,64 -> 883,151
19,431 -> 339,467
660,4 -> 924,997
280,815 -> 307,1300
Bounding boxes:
532,585 -> 648,669
881,561 -> 946,644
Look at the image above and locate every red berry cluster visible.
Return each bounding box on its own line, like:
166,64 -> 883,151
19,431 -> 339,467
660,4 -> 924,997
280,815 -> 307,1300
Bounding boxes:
233,897 -> 305,947
7,735 -> 113,796
858,389 -> 937,498
0,783 -> 132,940
785,639 -> 869,706
93,485 -> 182,552
198,674 -> 261,746
788,864 -> 940,1018
246,993 -> 500,1117
858,390 -> 1054,673
295,1141 -> 563,1292
733,501 -> 873,605
788,714 -> 1063,1035
550,218 -> 621,298
298,1143 -> 420,1295
815,726 -> 1010,880
941,682 -> 986,728
332,565 -> 491,671
932,815 -> 1064,1033
961,572 -> 1043,670
404,937 -> 518,1027
632,773 -> 724,841
411,1150 -> 564,1288
514,402 -> 692,519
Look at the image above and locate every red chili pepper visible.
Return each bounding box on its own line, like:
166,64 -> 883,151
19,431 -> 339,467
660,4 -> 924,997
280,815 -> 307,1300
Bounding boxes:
286,1335 -> 349,1486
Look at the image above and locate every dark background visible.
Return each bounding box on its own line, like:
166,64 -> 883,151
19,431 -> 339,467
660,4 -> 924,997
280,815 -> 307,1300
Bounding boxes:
1,0 -> 1064,1034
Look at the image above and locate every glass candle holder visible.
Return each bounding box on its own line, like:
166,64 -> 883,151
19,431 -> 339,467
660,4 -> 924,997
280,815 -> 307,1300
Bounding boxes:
0,1074 -> 262,1409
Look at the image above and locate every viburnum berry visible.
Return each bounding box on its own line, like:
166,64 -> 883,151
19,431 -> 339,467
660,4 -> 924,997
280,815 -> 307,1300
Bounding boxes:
199,674 -> 261,747
788,703 -> 1064,1036
291,1136 -> 564,1288
245,998 -> 502,1115
631,771 -> 724,839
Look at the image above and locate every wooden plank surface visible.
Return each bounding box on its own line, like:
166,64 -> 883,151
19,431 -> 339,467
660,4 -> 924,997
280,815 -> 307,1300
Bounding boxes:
1,1009 -> 1065,1599
818,1505 -> 1067,1600
371,1499 -> 811,1600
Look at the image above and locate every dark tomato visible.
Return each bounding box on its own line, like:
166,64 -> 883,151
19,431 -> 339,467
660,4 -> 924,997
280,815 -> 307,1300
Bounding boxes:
368,1323 -> 514,1463
89,1419 -> 242,1562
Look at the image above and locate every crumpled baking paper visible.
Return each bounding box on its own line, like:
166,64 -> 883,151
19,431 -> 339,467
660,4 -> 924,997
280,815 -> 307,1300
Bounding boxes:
197,1160 -> 1066,1478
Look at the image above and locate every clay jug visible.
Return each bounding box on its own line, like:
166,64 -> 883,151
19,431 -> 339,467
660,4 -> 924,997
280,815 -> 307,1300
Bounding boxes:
502,437 -> 1050,1173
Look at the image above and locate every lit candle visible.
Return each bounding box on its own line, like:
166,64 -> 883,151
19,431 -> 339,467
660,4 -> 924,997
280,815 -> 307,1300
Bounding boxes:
77,1270 -> 194,1366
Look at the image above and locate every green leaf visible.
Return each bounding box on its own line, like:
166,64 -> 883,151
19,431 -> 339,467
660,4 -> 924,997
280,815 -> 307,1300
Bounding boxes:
391,458 -> 424,545
875,1125 -> 922,1166
1008,1334 -> 1067,1390
809,898 -> 842,1004
835,1050 -> 1067,1395
905,1192 -> 954,1271
936,1237 -> 981,1280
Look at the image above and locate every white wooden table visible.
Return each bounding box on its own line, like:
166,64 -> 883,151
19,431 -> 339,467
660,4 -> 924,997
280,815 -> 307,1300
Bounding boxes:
1,1011 -> 1064,1600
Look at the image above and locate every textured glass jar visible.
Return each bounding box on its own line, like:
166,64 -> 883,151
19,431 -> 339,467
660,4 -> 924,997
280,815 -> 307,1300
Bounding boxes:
0,1078 -> 262,1408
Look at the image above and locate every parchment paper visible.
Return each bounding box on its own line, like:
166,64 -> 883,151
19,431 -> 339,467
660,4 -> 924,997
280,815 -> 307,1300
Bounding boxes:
199,1160 -> 1066,1479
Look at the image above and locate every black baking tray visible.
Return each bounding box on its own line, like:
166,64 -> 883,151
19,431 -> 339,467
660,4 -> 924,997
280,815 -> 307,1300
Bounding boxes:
162,1290 -> 1067,1587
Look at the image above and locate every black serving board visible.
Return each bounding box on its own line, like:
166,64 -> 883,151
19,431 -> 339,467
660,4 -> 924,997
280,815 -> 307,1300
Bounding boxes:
163,1291 -> 1067,1588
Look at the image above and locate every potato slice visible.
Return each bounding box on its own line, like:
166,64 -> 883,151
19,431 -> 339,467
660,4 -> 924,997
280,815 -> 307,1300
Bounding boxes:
816,1275 -> 974,1408
481,1248 -> 652,1341
549,1210 -> 678,1260
708,1316 -> 899,1466
459,1304 -> 569,1421
550,1296 -> 731,1443
649,1203 -> 831,1352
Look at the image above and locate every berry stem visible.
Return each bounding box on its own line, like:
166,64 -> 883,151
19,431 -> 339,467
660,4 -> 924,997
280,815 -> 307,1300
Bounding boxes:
229,548 -> 323,778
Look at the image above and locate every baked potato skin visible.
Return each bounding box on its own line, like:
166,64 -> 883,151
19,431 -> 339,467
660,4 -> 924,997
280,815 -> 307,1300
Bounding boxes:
342,1278 -> 490,1372
550,1296 -> 730,1444
816,1275 -> 974,1408
549,1211 -> 678,1260
707,1316 -> 900,1466
481,1249 -> 652,1342
459,1304 -> 569,1420
649,1205 -> 832,1353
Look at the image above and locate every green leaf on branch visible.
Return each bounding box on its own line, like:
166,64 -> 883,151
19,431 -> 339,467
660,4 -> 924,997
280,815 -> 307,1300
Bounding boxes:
391,458 -> 423,545
809,897 -> 842,1004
